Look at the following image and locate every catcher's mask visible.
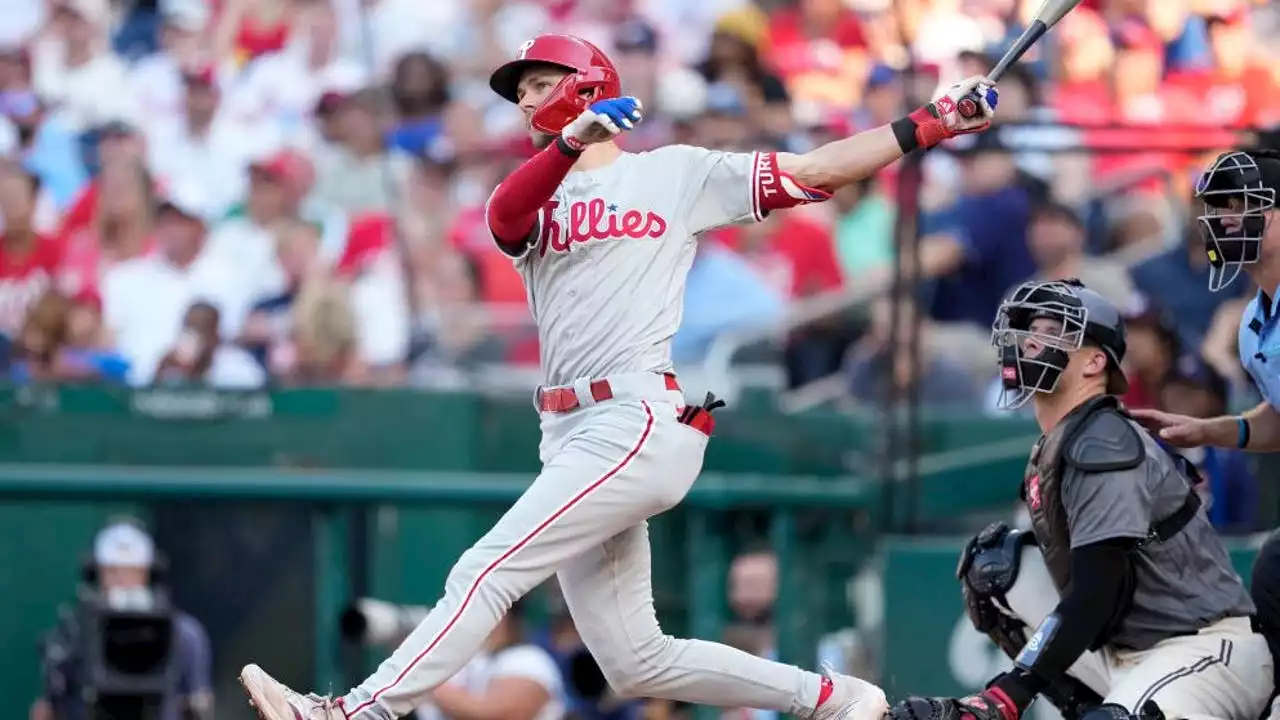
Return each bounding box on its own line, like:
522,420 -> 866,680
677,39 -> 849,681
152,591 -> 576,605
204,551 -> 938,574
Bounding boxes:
991,280 -> 1127,410
1195,150 -> 1278,292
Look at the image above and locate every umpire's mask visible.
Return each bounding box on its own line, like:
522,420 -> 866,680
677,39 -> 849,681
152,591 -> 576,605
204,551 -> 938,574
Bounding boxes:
992,281 -> 1090,410
1196,150 -> 1277,292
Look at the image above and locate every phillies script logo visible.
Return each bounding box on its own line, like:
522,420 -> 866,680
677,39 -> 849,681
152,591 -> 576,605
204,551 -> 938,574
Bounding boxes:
1026,474 -> 1041,510
537,198 -> 667,257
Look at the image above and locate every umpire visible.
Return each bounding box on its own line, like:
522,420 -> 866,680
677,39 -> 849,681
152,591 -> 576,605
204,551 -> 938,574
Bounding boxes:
889,279 -> 1272,720
1133,147 -> 1280,718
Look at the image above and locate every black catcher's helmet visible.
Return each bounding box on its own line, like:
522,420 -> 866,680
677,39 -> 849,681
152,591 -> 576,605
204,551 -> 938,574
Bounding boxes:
991,279 -> 1128,410
1195,148 -> 1280,292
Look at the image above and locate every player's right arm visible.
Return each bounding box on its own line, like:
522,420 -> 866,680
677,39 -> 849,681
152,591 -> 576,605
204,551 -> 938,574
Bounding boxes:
486,97 -> 644,257
774,76 -> 997,193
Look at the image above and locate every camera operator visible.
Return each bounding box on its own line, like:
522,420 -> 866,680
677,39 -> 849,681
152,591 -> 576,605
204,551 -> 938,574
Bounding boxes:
30,521 -> 214,720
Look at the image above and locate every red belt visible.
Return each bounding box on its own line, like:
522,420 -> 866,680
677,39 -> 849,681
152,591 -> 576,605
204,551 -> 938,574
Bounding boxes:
538,373 -> 680,413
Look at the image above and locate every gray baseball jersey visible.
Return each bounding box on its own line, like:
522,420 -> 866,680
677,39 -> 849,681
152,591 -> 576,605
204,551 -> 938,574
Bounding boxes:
1062,428 -> 1255,650
488,146 -> 771,386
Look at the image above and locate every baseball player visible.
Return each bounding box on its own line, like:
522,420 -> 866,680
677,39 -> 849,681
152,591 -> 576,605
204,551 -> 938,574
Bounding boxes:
1128,147 -> 1280,715
888,279 -> 1272,720
240,33 -> 999,720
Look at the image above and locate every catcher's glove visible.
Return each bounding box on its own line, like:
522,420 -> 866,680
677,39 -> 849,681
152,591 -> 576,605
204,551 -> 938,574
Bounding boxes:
889,689 -> 1019,720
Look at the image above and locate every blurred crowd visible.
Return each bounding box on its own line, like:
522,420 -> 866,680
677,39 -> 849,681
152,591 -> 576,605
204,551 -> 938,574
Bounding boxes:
0,0 -> 1276,416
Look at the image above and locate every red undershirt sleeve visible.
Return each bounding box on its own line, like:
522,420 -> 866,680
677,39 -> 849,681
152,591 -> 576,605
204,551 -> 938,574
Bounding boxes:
486,141 -> 580,256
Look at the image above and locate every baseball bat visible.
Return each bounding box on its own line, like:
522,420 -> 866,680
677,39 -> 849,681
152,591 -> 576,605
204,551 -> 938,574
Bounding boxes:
957,0 -> 1082,118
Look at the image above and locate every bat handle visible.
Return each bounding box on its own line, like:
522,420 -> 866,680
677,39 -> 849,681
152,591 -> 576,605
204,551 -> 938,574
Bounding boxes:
958,62 -> 1008,119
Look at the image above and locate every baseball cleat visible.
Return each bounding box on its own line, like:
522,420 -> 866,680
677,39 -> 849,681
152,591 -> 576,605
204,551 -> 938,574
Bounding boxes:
239,664 -> 349,720
809,665 -> 890,720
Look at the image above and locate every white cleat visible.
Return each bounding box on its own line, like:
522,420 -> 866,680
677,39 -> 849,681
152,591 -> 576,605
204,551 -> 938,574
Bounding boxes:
809,666 -> 890,720
239,663 -> 349,720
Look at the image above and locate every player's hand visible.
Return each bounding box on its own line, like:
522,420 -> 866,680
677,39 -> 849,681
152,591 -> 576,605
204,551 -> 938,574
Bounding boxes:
932,76 -> 998,136
1127,408 -> 1213,448
561,96 -> 644,149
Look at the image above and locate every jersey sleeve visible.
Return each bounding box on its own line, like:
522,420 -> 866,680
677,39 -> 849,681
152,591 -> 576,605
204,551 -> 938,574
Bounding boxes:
1061,464 -> 1153,548
484,185 -> 539,260
681,147 -> 831,236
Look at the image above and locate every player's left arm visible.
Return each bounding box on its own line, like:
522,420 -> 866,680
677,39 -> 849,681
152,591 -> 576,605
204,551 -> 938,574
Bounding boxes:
775,76 -> 997,194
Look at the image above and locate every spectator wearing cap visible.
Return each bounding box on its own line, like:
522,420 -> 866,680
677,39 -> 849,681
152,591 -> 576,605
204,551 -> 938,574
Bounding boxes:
228,1 -> 367,143
852,63 -> 901,134
0,61 -> 89,218
695,82 -> 753,151
611,19 -> 671,151
310,87 -> 415,215
0,163 -> 63,341
1159,355 -> 1259,535
100,182 -> 248,386
146,64 -> 261,218
130,0 -> 216,129
697,7 -> 791,138
30,521 -> 214,720
32,0 -> 141,134
1022,202 -> 1134,305
915,131 -> 1036,378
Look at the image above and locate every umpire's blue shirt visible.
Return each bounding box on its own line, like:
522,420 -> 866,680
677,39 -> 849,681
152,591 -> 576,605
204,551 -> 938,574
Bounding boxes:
1238,287 -> 1280,406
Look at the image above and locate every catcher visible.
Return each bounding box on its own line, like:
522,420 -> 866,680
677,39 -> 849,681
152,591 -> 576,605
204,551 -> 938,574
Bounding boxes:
888,279 -> 1272,720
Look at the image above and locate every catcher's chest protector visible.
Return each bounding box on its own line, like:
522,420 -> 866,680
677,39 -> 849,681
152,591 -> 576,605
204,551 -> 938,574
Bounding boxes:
1024,423 -> 1073,595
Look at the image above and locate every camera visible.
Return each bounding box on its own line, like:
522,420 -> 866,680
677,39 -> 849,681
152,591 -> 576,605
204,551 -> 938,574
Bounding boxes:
39,522 -> 184,720
41,582 -> 180,720
340,598 -> 433,648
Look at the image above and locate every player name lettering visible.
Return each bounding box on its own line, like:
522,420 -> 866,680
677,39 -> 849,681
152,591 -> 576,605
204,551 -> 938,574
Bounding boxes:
755,153 -> 780,203
538,198 -> 668,256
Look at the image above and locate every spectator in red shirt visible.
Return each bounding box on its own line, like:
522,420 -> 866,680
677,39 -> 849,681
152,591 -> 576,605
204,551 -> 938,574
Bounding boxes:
0,162 -> 63,340
1047,6 -> 1114,126
765,0 -> 866,109
58,159 -> 155,302
715,212 -> 848,386
1164,9 -> 1280,129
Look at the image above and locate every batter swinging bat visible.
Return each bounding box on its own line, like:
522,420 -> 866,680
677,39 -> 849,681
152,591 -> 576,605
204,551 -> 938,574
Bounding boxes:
957,0 -> 1082,119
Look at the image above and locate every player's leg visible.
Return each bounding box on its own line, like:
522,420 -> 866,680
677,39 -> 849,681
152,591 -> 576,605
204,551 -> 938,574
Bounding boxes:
1102,617 -> 1272,720
242,402 -> 684,720
557,521 -> 888,720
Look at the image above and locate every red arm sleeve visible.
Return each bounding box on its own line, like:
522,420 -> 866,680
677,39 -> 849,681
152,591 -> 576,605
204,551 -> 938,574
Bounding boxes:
486,141 -> 579,255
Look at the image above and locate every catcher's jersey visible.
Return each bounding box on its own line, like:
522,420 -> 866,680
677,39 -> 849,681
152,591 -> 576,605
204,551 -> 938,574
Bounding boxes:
493,146 -> 770,386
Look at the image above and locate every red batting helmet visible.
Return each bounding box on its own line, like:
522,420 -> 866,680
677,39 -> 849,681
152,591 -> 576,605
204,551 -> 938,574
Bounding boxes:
488,34 -> 622,135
